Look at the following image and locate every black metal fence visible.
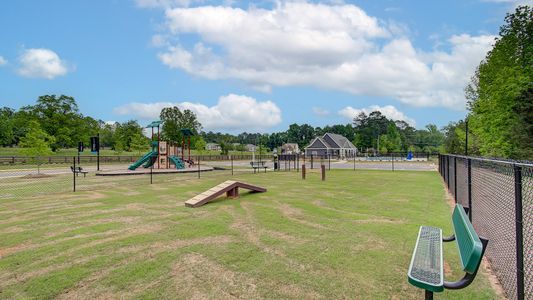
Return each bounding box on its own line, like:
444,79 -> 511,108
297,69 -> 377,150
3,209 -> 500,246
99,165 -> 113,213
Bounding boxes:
0,152 -> 436,166
439,154 -> 532,300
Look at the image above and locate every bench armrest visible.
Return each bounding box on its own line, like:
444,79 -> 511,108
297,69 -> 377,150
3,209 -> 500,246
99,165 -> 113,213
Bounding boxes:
443,237 -> 488,290
443,234 -> 455,242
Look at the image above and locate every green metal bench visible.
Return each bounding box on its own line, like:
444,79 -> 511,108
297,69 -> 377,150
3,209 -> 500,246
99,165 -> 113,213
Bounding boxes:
407,204 -> 488,299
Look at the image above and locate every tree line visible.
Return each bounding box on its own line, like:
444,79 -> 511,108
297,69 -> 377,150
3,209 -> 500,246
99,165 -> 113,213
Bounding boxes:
198,112 -> 445,155
445,5 -> 533,160
0,95 -> 149,156
0,95 -> 447,157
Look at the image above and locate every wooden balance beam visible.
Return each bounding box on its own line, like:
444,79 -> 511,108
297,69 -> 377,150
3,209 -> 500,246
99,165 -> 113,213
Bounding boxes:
185,180 -> 267,208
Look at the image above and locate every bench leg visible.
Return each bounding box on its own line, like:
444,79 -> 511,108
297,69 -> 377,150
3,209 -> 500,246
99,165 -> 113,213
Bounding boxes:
425,290 -> 433,300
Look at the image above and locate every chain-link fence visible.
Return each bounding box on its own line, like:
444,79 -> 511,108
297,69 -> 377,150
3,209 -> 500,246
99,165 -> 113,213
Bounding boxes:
439,154 -> 532,300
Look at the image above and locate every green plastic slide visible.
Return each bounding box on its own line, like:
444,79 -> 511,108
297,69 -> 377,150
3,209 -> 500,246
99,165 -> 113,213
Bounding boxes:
128,151 -> 157,170
169,156 -> 185,169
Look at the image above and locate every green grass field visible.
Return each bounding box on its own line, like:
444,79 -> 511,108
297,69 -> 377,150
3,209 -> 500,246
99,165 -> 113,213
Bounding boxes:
0,169 -> 498,299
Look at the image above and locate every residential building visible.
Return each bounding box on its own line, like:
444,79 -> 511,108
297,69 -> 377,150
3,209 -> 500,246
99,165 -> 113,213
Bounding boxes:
304,133 -> 357,158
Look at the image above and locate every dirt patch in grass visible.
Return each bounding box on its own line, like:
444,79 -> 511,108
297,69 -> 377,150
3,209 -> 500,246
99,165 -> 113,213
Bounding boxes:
0,243 -> 31,259
58,236 -> 236,299
172,252 -> 261,299
277,202 -> 327,230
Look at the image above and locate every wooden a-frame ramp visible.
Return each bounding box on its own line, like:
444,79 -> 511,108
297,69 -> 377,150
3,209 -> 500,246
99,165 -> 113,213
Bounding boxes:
185,180 -> 266,208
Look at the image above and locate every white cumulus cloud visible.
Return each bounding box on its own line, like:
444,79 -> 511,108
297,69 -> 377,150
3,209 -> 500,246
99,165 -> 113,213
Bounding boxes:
339,105 -> 416,126
17,48 -> 70,79
113,94 -> 282,131
151,2 -> 494,109
0,56 -> 7,66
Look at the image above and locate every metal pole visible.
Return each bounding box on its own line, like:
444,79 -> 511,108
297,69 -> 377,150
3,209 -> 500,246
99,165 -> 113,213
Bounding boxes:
391,153 -> 394,172
73,156 -> 76,192
353,155 -> 356,171
297,155 -> 299,172
514,165 -> 525,300
328,154 -> 331,170
467,158 -> 472,222
97,133 -> 100,171
425,290 -> 433,300
446,155 -> 450,188
231,155 -> 233,176
454,157 -> 457,202
465,119 -> 469,156
311,154 -> 314,169
198,155 -> 200,179
150,163 -> 153,184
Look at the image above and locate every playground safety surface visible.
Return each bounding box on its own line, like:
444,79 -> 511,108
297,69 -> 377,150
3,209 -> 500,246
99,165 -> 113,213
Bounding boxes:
95,165 -> 214,176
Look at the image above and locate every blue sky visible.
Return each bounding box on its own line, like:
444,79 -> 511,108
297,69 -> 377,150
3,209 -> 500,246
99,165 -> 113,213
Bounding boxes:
0,0 -> 524,133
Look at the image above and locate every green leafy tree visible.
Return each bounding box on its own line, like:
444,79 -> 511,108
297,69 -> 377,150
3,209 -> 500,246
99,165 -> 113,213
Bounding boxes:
29,95 -> 84,150
19,121 -> 55,173
130,133 -> 148,155
466,5 -> 533,159
160,107 -> 202,144
194,137 -> 207,154
0,107 -> 15,146
114,140 -> 124,155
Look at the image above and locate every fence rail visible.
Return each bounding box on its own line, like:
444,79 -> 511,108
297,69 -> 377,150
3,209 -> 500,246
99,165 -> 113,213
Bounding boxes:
439,154 -> 532,300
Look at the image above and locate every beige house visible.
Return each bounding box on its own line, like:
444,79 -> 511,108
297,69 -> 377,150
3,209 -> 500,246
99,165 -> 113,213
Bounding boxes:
281,143 -> 300,154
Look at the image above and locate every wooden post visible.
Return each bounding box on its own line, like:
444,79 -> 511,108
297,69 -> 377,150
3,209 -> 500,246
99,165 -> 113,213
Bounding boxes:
302,164 -> 306,180
321,164 -> 325,181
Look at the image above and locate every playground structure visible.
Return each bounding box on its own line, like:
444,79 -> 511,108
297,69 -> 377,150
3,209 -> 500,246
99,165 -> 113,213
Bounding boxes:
128,121 -> 194,171
185,180 -> 267,208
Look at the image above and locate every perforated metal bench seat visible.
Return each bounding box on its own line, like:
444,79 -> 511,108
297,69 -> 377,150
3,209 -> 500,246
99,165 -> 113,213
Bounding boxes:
408,226 -> 444,292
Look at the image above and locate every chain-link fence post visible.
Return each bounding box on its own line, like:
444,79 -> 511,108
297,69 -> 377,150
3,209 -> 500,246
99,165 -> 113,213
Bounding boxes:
467,158 -> 472,222
73,156 -> 76,192
454,156 -> 457,203
514,164 -> 525,300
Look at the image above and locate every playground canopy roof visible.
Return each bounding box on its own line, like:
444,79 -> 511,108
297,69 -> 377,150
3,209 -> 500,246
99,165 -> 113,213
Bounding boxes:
180,128 -> 194,136
146,121 -> 162,128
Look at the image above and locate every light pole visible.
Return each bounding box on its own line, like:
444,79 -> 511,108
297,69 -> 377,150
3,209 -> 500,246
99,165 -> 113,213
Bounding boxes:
465,118 -> 469,156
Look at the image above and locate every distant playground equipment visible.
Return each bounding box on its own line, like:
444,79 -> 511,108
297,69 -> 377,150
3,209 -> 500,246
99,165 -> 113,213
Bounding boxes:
128,121 -> 194,171
185,180 -> 267,208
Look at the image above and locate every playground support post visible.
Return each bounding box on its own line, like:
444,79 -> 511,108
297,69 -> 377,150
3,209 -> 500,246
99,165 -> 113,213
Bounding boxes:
311,154 -> 314,169
328,154 -> 331,170
150,163 -> 153,184
353,155 -> 356,170
297,155 -> 299,172
302,164 -> 306,180
321,165 -> 326,181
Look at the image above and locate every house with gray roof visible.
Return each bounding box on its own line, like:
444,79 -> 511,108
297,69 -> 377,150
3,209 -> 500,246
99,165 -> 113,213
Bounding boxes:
304,133 -> 357,158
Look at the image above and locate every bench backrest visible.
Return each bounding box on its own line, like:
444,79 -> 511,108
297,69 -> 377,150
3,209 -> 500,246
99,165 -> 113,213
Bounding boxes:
452,204 -> 483,274
250,161 -> 264,166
